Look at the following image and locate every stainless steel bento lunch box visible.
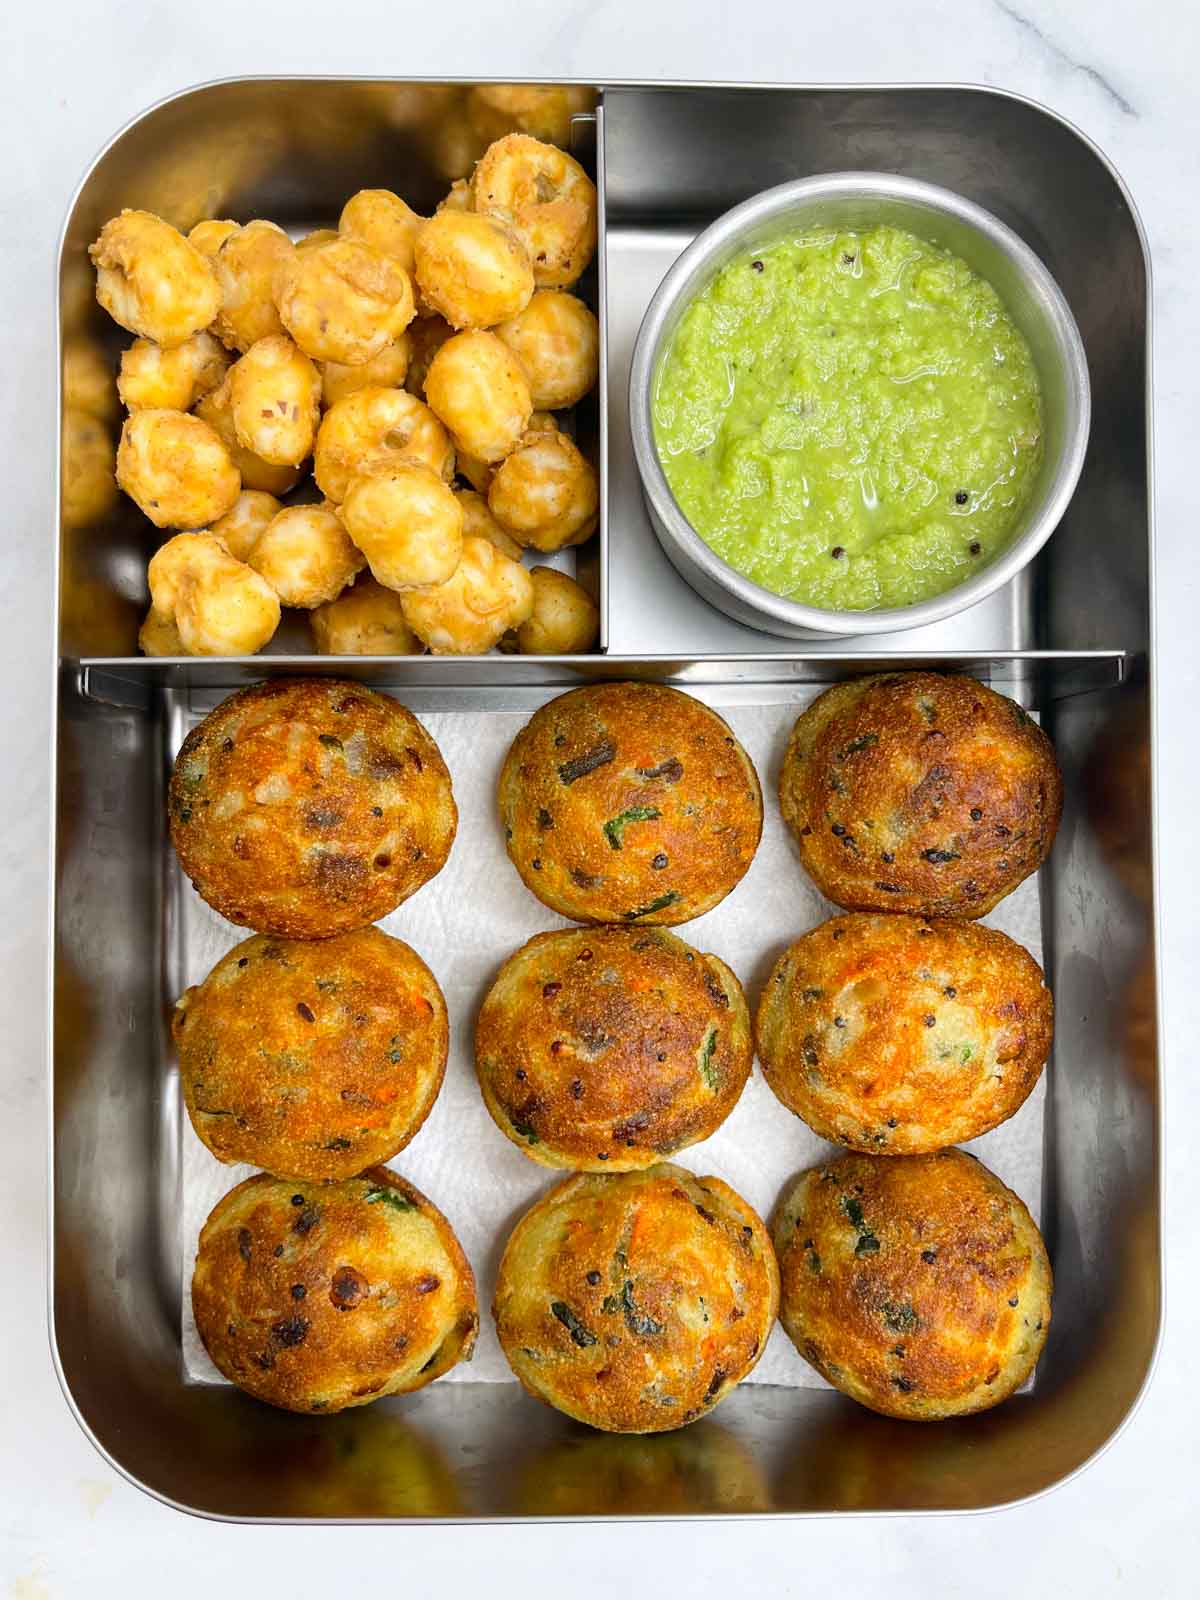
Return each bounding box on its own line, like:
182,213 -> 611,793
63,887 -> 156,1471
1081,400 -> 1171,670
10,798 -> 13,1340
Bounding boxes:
52,78 -> 1159,1520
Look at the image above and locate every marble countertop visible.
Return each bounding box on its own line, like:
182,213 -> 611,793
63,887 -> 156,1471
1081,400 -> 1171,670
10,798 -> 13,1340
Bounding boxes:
3,1 -> 1195,1593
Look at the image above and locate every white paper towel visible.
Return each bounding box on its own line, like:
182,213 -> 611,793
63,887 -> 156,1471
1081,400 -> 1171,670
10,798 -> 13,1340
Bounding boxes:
176,692 -> 1046,1389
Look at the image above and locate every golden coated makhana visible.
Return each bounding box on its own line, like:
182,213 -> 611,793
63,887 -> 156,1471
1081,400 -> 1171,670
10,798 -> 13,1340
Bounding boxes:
226,335 -> 321,466
118,331 -> 230,413
295,228 -> 340,253
404,315 -> 454,396
314,387 -> 455,502
310,576 -> 424,656
276,237 -> 415,366
146,531 -> 280,655
456,488 -> 523,560
436,180 -> 473,214
413,210 -> 534,330
116,409 -> 241,529
194,385 -> 302,497
472,135 -> 597,290
399,534 -> 533,654
339,188 -> 425,273
320,338 -> 411,408
340,461 -> 464,592
209,489 -> 281,562
454,446 -> 494,496
495,290 -> 600,410
138,607 -> 184,656
187,218 -> 239,258
425,329 -> 532,463
209,219 -> 294,352
246,503 -> 365,608
90,210 -> 220,347
488,427 -> 598,551
516,566 -> 599,655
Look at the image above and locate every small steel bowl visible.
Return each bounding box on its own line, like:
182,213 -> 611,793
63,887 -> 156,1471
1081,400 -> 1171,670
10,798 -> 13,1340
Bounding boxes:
629,172 -> 1091,639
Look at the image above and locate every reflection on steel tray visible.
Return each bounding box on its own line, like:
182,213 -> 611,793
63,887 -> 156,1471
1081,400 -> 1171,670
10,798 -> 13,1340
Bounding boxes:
52,77 -> 1158,1520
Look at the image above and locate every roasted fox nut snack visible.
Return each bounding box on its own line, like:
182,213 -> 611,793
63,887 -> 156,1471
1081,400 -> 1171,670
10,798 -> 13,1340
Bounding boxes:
188,218 -> 240,257
174,928 -> 448,1181
488,427 -> 598,551
424,329 -> 532,463
320,337 -> 412,407
90,209 -> 220,347
209,219 -> 294,353
310,576 -> 424,656
413,210 -> 534,330
494,289 -> 599,411
147,531 -> 280,656
399,534 -> 532,655
210,490 -> 282,561
773,1149 -> 1052,1420
192,1169 -> 478,1413
499,682 -> 762,925
275,236 -> 416,366
779,672 -> 1063,917
515,566 -> 599,655
471,134 -> 598,290
756,914 -> 1053,1153
116,408 -> 241,529
339,188 -> 425,273
226,335 -> 321,467
493,1164 -> 778,1433
169,678 -> 457,937
245,502 -> 365,609
341,460 -> 465,593
314,386 -> 455,502
194,383 -> 302,498
117,331 -> 229,413
475,925 -> 752,1170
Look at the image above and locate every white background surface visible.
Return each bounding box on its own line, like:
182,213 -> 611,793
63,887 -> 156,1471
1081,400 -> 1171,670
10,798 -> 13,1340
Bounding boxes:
3,1 -> 1197,1593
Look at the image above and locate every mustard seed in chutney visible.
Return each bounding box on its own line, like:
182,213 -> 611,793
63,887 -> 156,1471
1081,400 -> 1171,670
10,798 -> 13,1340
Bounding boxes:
652,225 -> 1043,611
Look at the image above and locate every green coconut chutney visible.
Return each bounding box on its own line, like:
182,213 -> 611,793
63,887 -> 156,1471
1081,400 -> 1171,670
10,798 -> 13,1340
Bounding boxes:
653,224 -> 1043,611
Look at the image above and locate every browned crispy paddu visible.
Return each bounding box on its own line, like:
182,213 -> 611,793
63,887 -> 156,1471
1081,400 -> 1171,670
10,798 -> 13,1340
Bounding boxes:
757,913 -> 1052,1154
494,1164 -> 778,1433
779,671 -> 1063,917
476,924 -> 751,1171
192,1169 -> 476,1414
774,1148 -> 1052,1420
175,927 -> 448,1182
499,682 -> 762,925
169,678 -> 456,937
